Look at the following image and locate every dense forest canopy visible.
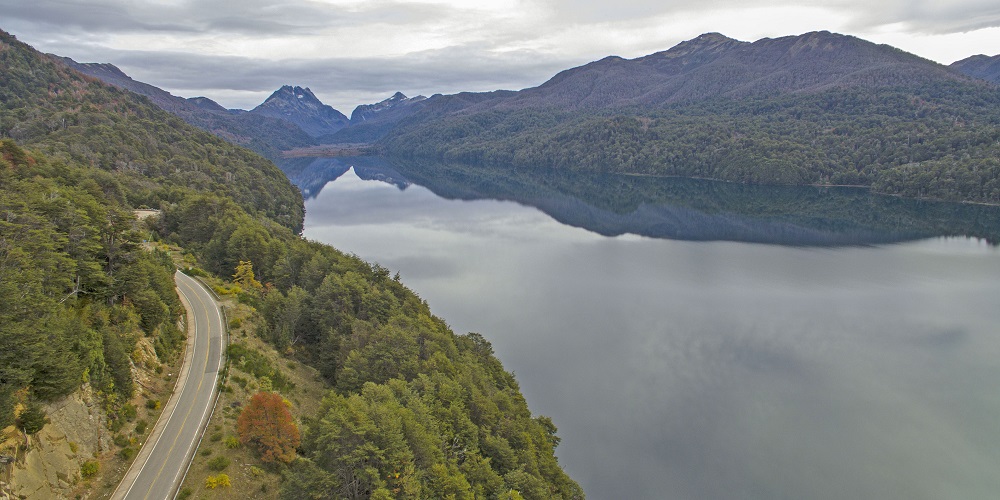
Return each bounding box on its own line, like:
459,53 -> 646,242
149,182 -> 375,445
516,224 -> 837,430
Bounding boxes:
0,29 -> 304,233
378,32 -> 1000,205
0,139 -> 183,430
0,28 -> 580,499
384,83 -> 1000,204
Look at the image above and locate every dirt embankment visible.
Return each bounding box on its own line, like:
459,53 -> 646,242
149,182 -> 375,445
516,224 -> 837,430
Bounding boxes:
1,385 -> 111,499
2,335 -> 179,499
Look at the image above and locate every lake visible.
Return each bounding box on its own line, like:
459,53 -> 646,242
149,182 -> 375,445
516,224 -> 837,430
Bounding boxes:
282,156 -> 1000,500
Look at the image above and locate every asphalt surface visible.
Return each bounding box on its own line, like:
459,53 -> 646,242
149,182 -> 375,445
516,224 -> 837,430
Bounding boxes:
112,271 -> 224,500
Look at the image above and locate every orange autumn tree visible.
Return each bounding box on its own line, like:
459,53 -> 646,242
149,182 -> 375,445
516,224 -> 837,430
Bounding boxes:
237,392 -> 300,463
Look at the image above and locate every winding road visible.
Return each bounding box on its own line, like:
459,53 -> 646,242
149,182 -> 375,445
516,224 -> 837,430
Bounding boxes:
112,271 -> 225,500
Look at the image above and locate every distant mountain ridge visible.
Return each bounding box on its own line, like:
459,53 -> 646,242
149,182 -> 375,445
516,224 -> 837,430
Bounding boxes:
951,54 -> 1000,84
551,31 -> 957,104
322,92 -> 427,144
54,57 -> 229,113
250,85 -> 349,137
48,31 -> 1000,205
54,53 -> 424,159
310,31 -> 984,145
350,92 -> 426,122
402,31 -> 969,117
379,31 -> 1000,205
55,57 -> 316,159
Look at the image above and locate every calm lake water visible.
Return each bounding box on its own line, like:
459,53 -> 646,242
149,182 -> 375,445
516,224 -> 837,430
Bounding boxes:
283,157 -> 1000,500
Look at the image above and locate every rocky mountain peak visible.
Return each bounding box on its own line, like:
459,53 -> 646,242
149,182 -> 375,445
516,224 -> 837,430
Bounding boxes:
350,92 -> 427,123
656,32 -> 747,59
251,84 -> 349,138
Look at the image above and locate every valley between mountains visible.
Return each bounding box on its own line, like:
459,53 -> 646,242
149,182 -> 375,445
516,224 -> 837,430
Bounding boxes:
2,24 -> 1000,500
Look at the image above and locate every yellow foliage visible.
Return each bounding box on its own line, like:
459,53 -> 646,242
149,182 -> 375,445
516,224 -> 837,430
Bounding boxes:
233,260 -> 262,292
205,473 -> 232,489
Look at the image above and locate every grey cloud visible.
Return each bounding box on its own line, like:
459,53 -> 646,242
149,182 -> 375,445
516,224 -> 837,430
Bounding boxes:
542,0 -> 1000,35
0,0 -> 445,37
68,42 -> 577,111
827,0 -> 1000,34
0,0 -> 199,33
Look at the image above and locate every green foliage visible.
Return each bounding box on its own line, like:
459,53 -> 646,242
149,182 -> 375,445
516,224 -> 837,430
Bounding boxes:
0,31 -> 303,232
207,455 -> 231,471
0,29 -> 582,497
113,434 -> 131,448
0,139 -> 186,425
227,344 -> 295,392
18,401 -> 49,434
384,83 -> 1000,205
80,460 -> 100,478
163,181 -> 584,497
119,446 -> 136,461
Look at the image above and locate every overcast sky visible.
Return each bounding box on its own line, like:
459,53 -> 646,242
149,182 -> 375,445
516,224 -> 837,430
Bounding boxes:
3,0 -> 999,113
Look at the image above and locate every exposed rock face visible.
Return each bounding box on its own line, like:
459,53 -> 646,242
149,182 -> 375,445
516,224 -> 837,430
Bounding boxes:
1,336 -> 165,499
5,387 -> 110,499
250,85 -> 350,138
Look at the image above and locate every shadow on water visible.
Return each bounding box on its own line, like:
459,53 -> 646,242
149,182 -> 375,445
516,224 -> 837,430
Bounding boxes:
276,156 -> 1000,246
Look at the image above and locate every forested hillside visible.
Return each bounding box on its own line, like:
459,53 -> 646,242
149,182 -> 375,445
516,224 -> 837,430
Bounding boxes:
382,32 -> 1000,204
56,57 -> 318,160
951,54 -> 1000,84
0,29 -> 304,232
0,139 -> 183,433
1,28 -> 581,499
161,198 -> 583,499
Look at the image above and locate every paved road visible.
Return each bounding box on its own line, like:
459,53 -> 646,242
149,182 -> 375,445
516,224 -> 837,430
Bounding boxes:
112,271 -> 225,500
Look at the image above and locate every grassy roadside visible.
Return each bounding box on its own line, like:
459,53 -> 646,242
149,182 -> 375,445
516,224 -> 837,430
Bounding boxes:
175,275 -> 327,500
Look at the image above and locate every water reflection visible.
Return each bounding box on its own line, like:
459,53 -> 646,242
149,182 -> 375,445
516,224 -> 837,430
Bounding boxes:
282,156 -> 1000,499
277,156 -> 1000,246
278,154 -> 1000,500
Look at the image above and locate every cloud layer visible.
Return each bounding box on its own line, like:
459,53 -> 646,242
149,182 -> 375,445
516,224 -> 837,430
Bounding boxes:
3,0 -> 1000,112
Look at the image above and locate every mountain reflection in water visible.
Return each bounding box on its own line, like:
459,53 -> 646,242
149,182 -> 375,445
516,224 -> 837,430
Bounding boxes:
277,156 -> 1000,246
282,155 -> 1000,500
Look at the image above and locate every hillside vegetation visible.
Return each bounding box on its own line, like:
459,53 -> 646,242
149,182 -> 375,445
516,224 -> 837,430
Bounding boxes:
951,53 -> 1000,84
0,28 -> 580,499
56,57 -> 318,160
0,30 -> 304,232
0,139 -> 183,431
382,32 -> 1000,204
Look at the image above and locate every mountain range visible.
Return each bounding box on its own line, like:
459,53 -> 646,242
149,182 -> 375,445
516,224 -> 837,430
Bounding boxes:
951,54 -> 1000,84
54,31 -> 1000,205
379,31 -> 1000,204
57,56 -> 420,159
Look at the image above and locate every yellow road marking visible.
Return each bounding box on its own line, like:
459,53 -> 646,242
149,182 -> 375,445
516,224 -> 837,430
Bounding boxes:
120,272 -> 221,500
